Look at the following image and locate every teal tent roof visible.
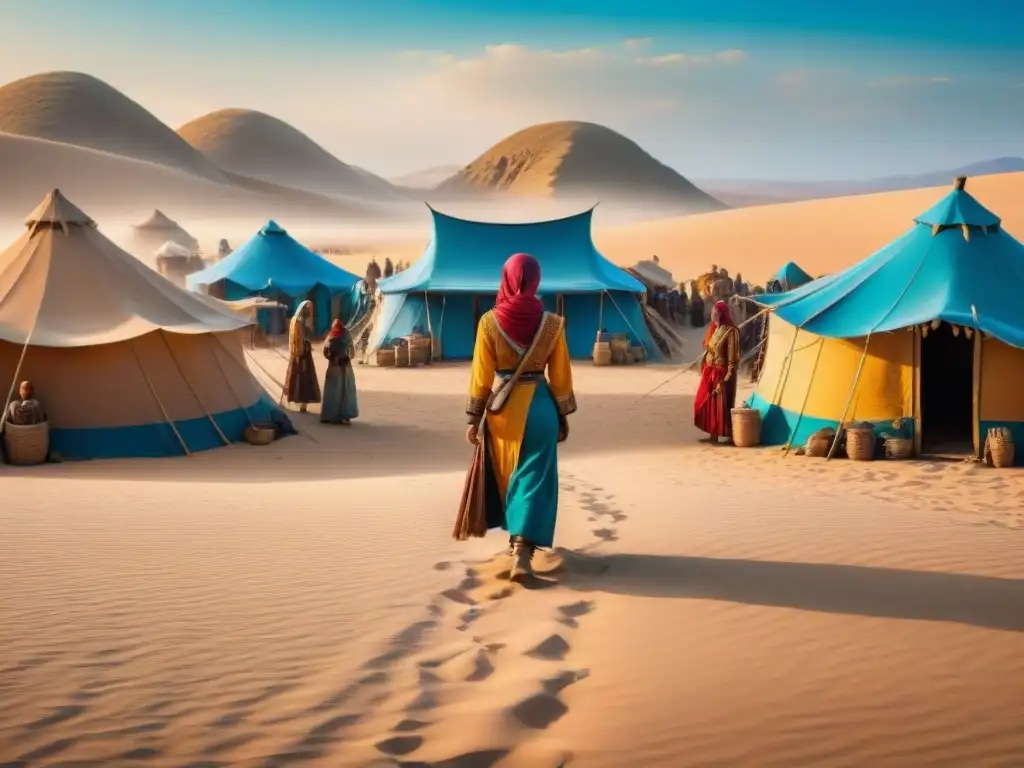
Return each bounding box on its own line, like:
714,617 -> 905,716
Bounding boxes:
379,207 -> 645,295
186,220 -> 358,297
775,261 -> 813,288
754,179 -> 1024,348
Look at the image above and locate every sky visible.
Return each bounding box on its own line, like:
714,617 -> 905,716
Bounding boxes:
0,0 -> 1022,181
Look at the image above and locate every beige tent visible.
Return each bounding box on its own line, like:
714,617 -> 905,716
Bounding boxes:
0,189 -> 280,459
130,208 -> 199,254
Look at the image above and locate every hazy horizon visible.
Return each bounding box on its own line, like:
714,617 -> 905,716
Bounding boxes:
1,0 -> 1021,184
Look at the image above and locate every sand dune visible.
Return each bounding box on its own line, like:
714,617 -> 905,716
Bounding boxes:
0,132 -> 389,240
436,121 -> 724,213
3,353 -> 1023,766
392,164 -> 464,189
0,71 -> 228,183
177,109 -> 405,201
595,171 -> 1024,283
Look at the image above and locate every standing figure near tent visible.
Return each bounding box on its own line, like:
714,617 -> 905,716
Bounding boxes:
694,300 -> 740,443
321,319 -> 358,425
383,257 -> 394,279
688,282 -> 705,327
284,300 -> 321,413
455,253 -> 576,581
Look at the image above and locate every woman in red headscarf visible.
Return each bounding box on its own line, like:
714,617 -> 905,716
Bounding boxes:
455,253 -> 576,581
320,318 -> 359,425
694,300 -> 740,443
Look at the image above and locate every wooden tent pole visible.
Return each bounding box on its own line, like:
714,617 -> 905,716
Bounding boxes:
207,335 -> 255,428
130,340 -> 191,456
782,337 -> 825,455
825,333 -> 872,461
157,332 -> 233,447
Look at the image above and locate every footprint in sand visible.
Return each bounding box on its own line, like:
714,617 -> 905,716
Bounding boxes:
525,635 -> 571,662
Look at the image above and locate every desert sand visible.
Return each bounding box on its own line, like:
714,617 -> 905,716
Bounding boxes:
3,345 -> 1023,767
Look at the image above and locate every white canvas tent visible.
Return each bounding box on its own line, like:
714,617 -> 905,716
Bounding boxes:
0,189 -> 280,459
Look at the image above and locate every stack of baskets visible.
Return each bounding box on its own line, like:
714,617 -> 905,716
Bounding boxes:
730,407 -> 761,448
845,423 -> 876,461
2,421 -> 49,465
985,426 -> 1015,468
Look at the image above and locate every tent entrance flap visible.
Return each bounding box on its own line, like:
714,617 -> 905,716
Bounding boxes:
920,322 -> 974,456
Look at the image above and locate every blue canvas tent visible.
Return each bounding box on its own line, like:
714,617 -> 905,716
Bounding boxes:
749,177 -> 1024,460
370,207 -> 657,359
775,261 -> 813,290
186,221 -> 359,335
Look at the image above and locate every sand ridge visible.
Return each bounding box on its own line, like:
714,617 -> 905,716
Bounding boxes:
3,355 -> 1024,766
177,109 -> 404,202
435,120 -> 724,212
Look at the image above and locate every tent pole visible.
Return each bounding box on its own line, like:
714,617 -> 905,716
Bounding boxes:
825,333 -> 872,461
603,290 -> 648,355
598,292 -> 604,331
782,337 -> 825,454
437,295 -> 446,361
424,291 -> 436,361
158,331 -> 233,447
207,334 -> 254,428
130,339 -> 191,457
971,305 -> 983,460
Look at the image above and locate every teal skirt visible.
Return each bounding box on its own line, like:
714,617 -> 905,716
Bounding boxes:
484,381 -> 560,547
321,362 -> 359,423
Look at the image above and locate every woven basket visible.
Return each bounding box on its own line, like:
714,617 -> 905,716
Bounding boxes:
805,434 -> 832,458
593,342 -> 612,366
243,424 -> 275,446
986,431 -> 1015,468
610,333 -> 630,353
845,426 -> 875,461
731,408 -> 761,448
884,436 -> 913,460
611,349 -> 626,365
629,345 -> 646,364
3,421 -> 49,465
394,344 -> 410,368
375,347 -> 395,367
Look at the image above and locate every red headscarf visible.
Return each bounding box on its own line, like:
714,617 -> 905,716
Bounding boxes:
702,301 -> 733,349
493,253 -> 544,348
327,319 -> 345,339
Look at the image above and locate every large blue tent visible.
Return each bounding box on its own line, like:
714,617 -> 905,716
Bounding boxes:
370,207 -> 657,359
754,181 -> 1023,342
749,177 -> 1024,458
186,220 -> 359,335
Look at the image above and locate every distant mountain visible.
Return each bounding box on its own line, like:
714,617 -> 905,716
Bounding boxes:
177,109 -> 405,201
0,71 -> 228,183
435,121 -> 724,212
699,157 -> 1024,206
391,164 -> 463,189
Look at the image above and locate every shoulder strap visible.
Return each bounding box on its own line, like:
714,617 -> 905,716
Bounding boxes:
487,312 -> 562,414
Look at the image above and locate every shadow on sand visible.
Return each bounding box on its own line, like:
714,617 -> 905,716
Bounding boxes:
569,553 -> 1024,633
0,392 -> 693,484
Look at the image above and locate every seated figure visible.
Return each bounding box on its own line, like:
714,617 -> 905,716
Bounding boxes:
6,380 -> 47,426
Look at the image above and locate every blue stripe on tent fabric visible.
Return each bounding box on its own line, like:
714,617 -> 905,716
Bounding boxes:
979,421 -> 1024,466
747,391 -> 912,448
49,397 -> 281,461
